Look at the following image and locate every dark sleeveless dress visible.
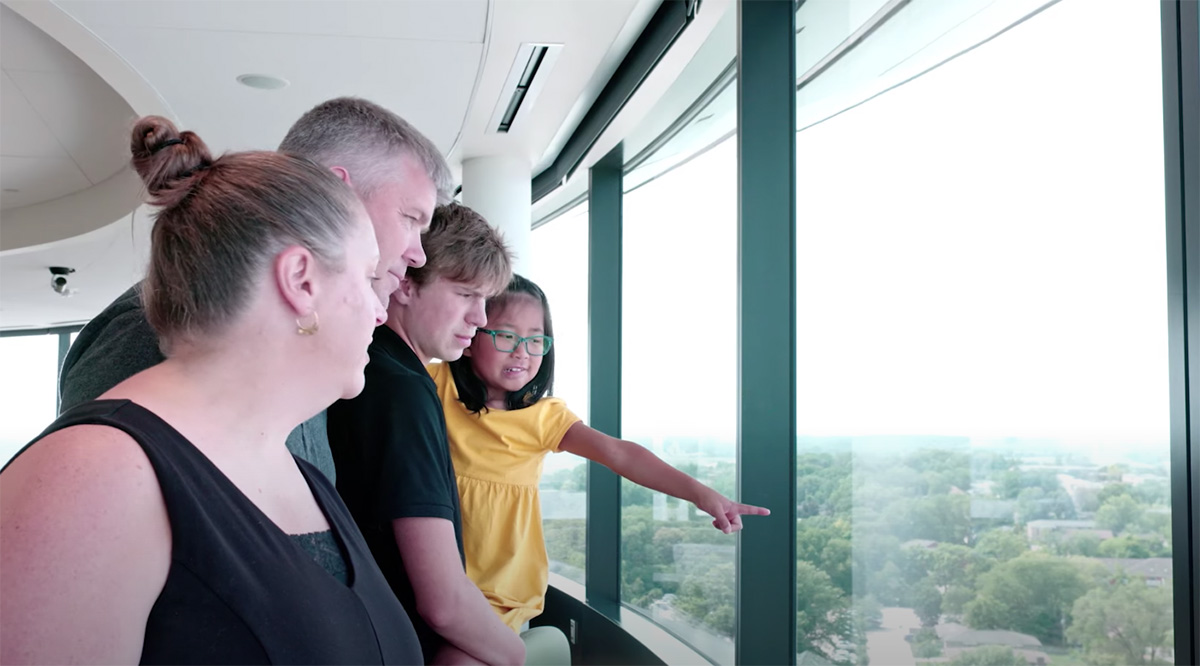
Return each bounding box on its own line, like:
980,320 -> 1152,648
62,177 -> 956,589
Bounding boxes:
3,400 -> 423,665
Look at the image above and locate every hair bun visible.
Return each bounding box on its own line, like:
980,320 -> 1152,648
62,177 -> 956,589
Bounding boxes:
130,116 -> 214,208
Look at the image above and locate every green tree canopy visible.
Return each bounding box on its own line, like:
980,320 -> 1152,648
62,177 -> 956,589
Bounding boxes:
897,494 -> 971,544
1095,494 -> 1144,535
1097,535 -> 1166,559
676,561 -> 737,636
912,578 -> 943,627
964,553 -> 1091,645
1067,581 -> 1173,665
796,560 -> 849,660
1097,483 -> 1132,506
974,530 -> 1028,563
796,517 -> 853,596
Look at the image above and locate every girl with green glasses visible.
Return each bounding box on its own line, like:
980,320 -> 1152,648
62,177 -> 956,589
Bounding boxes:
426,274 -> 770,633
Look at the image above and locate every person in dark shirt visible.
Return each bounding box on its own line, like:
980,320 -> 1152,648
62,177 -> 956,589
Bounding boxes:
1,116 -> 419,664
329,203 -> 529,665
57,96 -> 453,483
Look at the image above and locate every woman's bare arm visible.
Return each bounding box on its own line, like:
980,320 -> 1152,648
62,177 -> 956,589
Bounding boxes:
1,425 -> 172,664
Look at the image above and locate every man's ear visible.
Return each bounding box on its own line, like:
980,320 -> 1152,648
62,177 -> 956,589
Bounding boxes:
330,166 -> 351,185
393,276 -> 419,306
274,246 -> 318,316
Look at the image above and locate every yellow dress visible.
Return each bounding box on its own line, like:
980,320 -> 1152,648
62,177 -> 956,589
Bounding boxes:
427,362 -> 581,632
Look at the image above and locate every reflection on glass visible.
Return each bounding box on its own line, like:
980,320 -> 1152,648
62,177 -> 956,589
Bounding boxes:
622,136 -> 738,665
794,1 -> 1171,665
530,203 -> 591,585
0,334 -> 61,465
795,0 -> 893,80
624,79 -> 735,193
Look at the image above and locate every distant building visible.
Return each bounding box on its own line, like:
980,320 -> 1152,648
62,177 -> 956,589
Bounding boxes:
1025,519 -> 1112,543
1098,557 -> 1173,586
970,499 -> 1017,521
931,623 -> 1049,665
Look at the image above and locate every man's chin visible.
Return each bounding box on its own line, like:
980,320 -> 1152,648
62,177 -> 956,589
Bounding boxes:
438,348 -> 465,362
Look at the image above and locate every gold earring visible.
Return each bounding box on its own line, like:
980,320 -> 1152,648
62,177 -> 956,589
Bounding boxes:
296,311 -> 320,336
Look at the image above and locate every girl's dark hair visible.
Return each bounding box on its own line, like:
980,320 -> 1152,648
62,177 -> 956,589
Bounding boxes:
450,274 -> 555,413
130,115 -> 361,353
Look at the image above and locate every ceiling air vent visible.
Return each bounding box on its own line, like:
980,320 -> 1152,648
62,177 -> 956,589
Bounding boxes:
490,43 -> 562,134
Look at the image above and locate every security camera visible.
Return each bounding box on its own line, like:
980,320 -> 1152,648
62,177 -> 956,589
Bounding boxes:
49,266 -> 76,297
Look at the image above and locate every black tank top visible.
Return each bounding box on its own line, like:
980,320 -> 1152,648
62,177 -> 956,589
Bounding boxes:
6,400 -> 423,665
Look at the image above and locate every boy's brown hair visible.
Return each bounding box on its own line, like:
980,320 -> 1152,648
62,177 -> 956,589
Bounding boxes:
407,203 -> 512,295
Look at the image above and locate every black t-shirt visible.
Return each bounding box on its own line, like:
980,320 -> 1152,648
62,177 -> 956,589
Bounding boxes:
327,326 -> 465,664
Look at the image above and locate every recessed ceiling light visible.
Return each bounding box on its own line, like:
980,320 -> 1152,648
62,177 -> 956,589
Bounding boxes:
237,73 -> 289,90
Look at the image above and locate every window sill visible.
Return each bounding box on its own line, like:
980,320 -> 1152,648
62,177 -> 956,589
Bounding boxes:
546,572 -> 715,666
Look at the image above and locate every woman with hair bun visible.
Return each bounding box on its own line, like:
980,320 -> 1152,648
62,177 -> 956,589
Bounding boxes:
0,117 -> 423,664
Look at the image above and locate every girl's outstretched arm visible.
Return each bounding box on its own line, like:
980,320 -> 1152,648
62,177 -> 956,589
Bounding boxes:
558,422 -> 770,533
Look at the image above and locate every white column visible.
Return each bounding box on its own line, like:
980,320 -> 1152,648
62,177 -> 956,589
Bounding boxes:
460,155 -> 533,276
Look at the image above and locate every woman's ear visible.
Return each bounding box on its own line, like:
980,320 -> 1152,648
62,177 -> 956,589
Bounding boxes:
274,245 -> 319,316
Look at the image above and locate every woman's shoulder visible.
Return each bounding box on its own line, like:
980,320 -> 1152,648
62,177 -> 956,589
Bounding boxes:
1,423 -> 172,664
3,423 -> 164,521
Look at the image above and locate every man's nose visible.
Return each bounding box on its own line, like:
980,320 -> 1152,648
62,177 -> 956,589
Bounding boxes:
406,236 -> 427,268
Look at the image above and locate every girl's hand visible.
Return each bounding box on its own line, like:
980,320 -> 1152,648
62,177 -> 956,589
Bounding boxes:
693,488 -> 771,534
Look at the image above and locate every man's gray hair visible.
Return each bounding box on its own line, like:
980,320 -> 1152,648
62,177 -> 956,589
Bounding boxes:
279,97 -> 454,204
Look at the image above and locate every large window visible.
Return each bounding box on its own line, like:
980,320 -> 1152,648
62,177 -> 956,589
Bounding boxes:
794,1 -> 1172,665
0,333 -> 62,465
620,130 -> 738,663
530,202 -> 591,585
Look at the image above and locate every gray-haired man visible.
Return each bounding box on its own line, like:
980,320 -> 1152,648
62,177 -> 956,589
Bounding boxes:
58,97 -> 453,482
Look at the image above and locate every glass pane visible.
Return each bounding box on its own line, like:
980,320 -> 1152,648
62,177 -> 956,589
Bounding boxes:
795,1 -> 1172,665
796,0 -> 1059,129
624,79 -> 735,192
0,334 -> 61,465
795,0 -> 892,79
530,203 -> 590,585
621,135 -> 738,664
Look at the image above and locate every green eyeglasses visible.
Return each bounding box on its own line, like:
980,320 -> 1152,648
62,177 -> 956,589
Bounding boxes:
478,329 -> 553,356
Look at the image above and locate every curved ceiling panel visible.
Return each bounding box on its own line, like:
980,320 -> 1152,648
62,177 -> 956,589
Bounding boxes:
0,3 -> 141,250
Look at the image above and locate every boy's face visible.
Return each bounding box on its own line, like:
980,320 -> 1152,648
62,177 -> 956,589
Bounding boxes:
393,275 -> 488,363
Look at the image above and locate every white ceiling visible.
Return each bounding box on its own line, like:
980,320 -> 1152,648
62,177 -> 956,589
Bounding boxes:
0,4 -> 134,211
49,0 -> 491,155
0,0 -> 728,330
